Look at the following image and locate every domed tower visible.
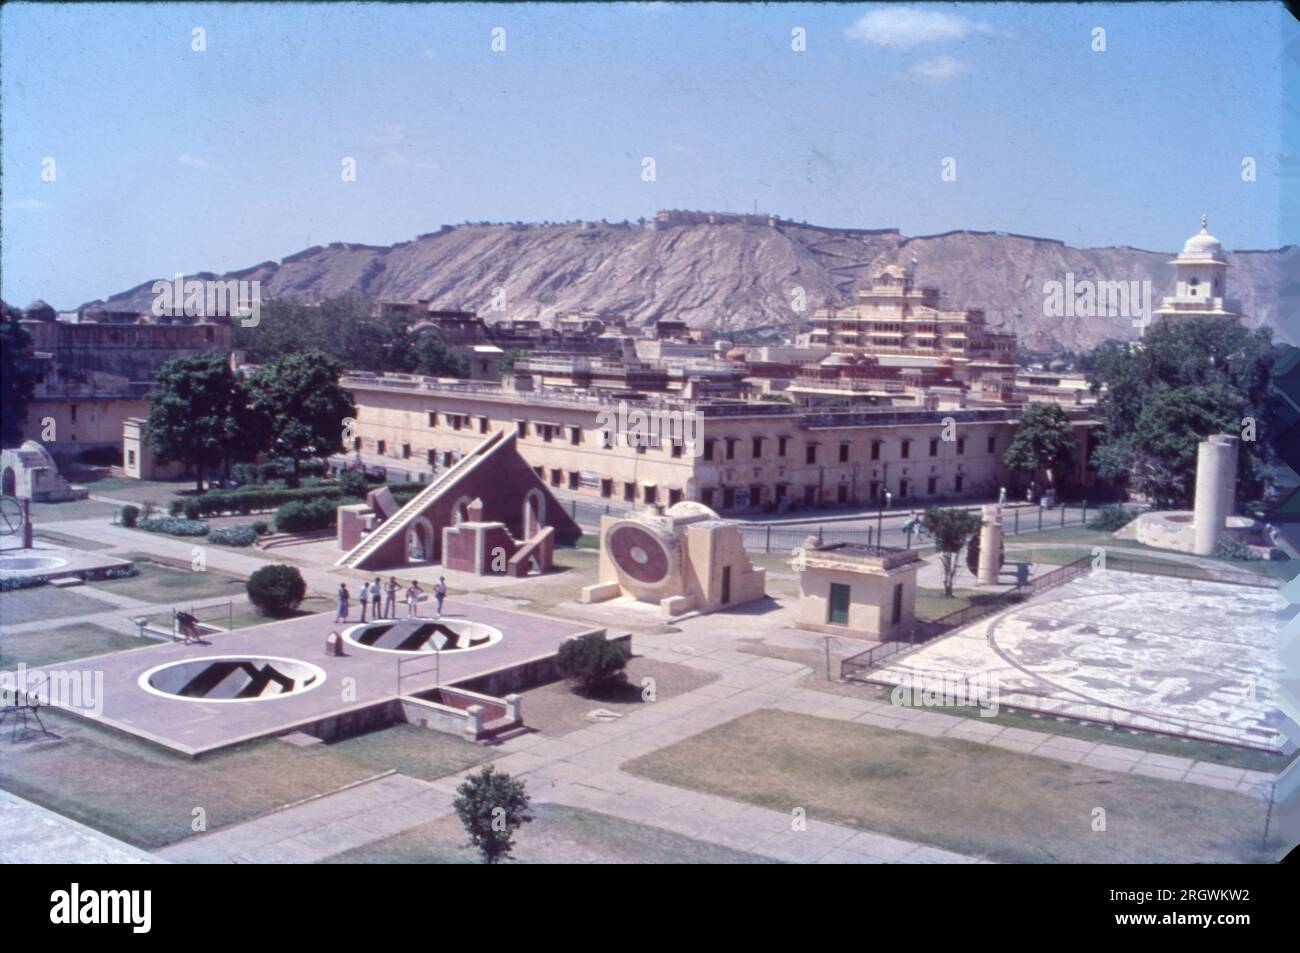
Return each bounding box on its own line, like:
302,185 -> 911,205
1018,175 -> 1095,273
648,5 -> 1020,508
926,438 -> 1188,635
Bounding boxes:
1153,214 -> 1242,325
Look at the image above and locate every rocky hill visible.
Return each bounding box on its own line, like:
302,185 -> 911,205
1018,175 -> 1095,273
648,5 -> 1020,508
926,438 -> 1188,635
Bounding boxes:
85,217 -> 1291,351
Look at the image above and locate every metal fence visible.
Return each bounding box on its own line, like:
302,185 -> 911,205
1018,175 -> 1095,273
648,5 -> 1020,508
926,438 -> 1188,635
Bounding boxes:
840,556 -> 1092,682
1101,552 -> 1281,589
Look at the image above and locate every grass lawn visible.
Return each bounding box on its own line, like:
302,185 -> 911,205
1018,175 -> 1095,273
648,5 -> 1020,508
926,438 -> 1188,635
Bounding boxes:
0,712 -> 497,850
28,499 -> 120,523
736,637 -> 1292,773
517,656 -> 720,735
478,548 -> 602,613
89,557 -> 247,603
32,529 -> 117,551
625,710 -> 1280,863
0,585 -> 117,625
321,802 -> 776,864
321,724 -> 492,781
0,622 -> 157,667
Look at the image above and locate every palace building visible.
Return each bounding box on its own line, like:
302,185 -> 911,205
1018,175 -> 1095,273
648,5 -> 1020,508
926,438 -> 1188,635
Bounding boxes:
1152,215 -> 1243,325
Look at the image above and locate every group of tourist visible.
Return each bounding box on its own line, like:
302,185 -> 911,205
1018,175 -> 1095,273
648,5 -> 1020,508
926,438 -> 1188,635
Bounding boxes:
334,575 -> 447,624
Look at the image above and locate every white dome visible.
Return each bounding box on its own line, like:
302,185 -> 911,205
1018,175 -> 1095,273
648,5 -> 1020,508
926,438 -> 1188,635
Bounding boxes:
1178,215 -> 1226,263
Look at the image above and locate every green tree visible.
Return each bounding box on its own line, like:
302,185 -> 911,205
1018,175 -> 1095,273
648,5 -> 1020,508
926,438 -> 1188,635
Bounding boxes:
0,307 -> 38,448
147,351 -> 252,492
452,765 -> 533,864
920,507 -> 984,597
414,333 -> 467,377
1002,402 -> 1076,493
1094,383 -> 1242,508
246,564 -> 307,616
250,350 -> 356,488
1083,317 -> 1279,503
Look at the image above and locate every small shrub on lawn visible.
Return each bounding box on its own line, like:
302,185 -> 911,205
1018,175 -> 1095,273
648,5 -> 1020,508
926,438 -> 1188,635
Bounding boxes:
556,632 -> 629,694
246,564 -> 306,616
251,520 -> 270,535
139,517 -> 209,537
209,524 -> 259,547
119,504 -> 140,528
1087,504 -> 1135,533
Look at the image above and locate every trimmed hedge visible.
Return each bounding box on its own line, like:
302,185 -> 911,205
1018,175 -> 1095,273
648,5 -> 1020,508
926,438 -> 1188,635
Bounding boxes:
120,505 -> 140,528
167,481 -> 427,519
139,517 -> 210,537
274,497 -> 354,533
246,564 -> 307,616
209,524 -> 260,547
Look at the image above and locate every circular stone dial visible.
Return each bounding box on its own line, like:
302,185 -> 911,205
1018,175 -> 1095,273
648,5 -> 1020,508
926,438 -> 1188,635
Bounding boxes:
608,523 -> 673,585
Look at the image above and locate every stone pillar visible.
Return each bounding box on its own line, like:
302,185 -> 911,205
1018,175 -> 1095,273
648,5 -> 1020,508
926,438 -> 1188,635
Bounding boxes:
1192,434 -> 1238,556
977,505 -> 1002,585
465,704 -> 484,740
505,693 -> 522,723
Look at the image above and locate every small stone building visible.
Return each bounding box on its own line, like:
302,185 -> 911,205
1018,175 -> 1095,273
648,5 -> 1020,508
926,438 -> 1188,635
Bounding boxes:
796,539 -> 922,641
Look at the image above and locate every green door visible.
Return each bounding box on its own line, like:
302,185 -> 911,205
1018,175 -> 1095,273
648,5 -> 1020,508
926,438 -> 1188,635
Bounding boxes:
828,583 -> 851,625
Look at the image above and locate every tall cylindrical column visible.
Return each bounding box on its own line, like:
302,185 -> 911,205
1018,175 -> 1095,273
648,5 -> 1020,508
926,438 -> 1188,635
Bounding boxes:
978,505 -> 1003,585
1192,434 -> 1238,556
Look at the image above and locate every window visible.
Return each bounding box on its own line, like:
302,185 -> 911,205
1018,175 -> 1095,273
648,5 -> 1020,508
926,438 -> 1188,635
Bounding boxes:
623,482 -> 636,502
377,440 -> 386,455
987,435 -> 996,454
929,438 -> 939,457
927,476 -> 938,495
451,415 -> 462,431
900,440 -> 911,460
702,488 -> 715,508
427,449 -> 436,465
752,437 -> 764,458
70,405 -> 77,423
668,488 -> 683,506
644,485 -> 657,505
956,437 -> 966,456
839,444 -> 850,463
723,487 -> 736,509
703,439 -> 716,462
870,441 -> 881,461
568,471 -> 580,490
550,468 -> 562,487
479,417 -> 489,434
671,443 -> 683,459
836,484 -> 848,503
570,427 -> 581,446
600,479 -> 612,498
517,420 -> 529,438
542,425 -> 553,443
402,443 -> 411,460
127,450 -> 136,467
955,474 -> 964,492
778,437 -> 789,457
725,438 -> 737,461
427,411 -> 438,428
899,478 -> 909,497
353,437 -> 362,451
891,584 -> 903,624
805,445 -> 817,464
828,583 -> 851,625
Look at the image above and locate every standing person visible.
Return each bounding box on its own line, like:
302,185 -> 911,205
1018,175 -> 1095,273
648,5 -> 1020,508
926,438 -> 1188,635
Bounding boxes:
371,577 -> 383,619
335,583 -> 350,624
384,576 -> 399,619
434,576 -> 447,619
358,581 -> 369,622
407,580 -> 422,618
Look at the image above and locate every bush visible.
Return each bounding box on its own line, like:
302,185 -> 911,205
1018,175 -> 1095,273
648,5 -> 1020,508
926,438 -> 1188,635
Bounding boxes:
1215,537 -> 1259,562
120,504 -> 140,528
182,498 -> 203,520
209,524 -> 259,547
1087,504 -> 1135,533
337,467 -> 370,498
251,520 -> 270,535
139,517 -> 209,537
273,497 -> 343,533
246,564 -> 306,616
556,633 -> 628,694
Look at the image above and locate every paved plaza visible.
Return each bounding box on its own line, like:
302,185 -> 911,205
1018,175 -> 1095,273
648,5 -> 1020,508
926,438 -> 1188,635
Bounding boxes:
867,570 -> 1286,749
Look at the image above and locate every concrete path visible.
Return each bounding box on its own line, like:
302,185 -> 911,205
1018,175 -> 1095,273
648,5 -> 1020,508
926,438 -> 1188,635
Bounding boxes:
156,773 -> 452,864
0,789 -> 157,864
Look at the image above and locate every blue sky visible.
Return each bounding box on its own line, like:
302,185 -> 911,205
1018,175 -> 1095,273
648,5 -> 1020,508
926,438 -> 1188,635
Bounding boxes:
1,2 -> 1290,308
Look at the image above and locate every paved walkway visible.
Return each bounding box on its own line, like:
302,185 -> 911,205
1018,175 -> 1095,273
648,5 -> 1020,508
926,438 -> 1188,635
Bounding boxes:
0,790 -> 157,864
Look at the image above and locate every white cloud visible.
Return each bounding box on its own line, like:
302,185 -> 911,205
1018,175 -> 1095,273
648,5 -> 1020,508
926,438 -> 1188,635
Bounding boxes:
910,55 -> 968,81
178,153 -> 212,170
846,7 -> 987,49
